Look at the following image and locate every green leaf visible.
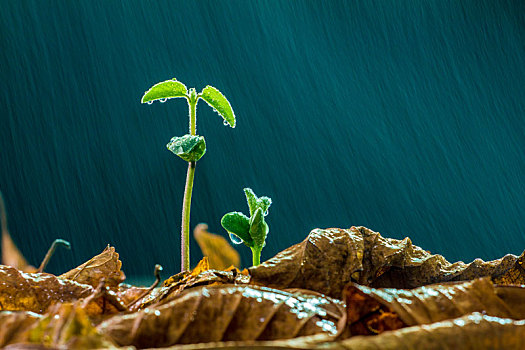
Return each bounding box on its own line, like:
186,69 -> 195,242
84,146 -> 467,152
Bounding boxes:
244,188 -> 272,217
200,85 -> 236,128
141,79 -> 187,104
244,188 -> 258,217
221,212 -> 252,246
249,207 -> 269,248
166,135 -> 206,162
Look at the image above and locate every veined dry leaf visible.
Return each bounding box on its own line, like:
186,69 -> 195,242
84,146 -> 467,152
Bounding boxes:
343,277 -> 525,329
194,223 -> 241,270
493,249 -> 525,285
59,245 -> 125,290
327,313 -> 525,350
0,265 -> 93,313
141,257 -> 249,308
249,227 -> 518,297
98,284 -> 346,348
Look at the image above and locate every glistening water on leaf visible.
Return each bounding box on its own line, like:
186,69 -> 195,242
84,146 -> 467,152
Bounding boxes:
141,78 -> 236,272
221,188 -> 271,266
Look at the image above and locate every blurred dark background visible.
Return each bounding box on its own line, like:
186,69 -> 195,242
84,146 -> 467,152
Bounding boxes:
1,0 -> 524,279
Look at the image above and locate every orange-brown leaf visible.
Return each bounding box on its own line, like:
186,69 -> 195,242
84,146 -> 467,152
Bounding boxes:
194,223 -> 241,269
0,265 -> 93,313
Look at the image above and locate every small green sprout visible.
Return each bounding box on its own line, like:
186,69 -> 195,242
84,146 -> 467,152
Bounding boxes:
142,78 -> 236,272
221,188 -> 272,266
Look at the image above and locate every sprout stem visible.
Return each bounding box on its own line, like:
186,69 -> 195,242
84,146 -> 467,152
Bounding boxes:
181,162 -> 195,271
251,247 -> 261,266
180,93 -> 198,272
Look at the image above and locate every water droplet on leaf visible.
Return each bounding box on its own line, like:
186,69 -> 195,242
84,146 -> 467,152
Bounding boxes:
147,101 -> 153,105
223,120 -> 229,126
229,232 -> 243,245
160,98 -> 167,103
264,209 -> 269,216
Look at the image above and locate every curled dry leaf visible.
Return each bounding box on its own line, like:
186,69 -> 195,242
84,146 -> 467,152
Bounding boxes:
327,313 -> 525,350
249,227 -> 518,297
194,223 -> 241,269
59,245 -> 125,290
0,265 -> 93,313
98,284 -> 346,348
343,277 -> 525,331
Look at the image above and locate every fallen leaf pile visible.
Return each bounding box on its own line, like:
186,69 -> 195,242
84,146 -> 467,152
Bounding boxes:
1,225 -> 525,349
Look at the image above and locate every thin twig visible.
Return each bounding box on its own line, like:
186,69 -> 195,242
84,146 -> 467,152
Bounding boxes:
127,264 -> 163,308
37,239 -> 71,273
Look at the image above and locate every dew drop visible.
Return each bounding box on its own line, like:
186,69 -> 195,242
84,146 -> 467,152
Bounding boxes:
263,209 -> 269,216
223,120 -> 229,126
147,101 -> 153,105
160,98 -> 167,103
229,233 -> 243,245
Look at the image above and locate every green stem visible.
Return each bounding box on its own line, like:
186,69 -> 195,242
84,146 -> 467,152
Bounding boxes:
181,161 -> 195,271
251,247 -> 262,266
180,94 -> 198,272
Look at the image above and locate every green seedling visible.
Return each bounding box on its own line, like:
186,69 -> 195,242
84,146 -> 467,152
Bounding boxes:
221,188 -> 272,266
142,78 -> 236,272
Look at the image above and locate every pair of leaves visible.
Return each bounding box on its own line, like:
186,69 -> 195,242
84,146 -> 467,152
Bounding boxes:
221,188 -> 272,249
141,78 -> 236,128
167,134 -> 206,162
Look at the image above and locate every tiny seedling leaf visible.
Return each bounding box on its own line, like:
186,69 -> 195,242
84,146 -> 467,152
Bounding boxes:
221,212 -> 252,246
141,79 -> 187,104
200,85 -> 236,128
167,135 -> 206,162
249,207 -> 269,248
244,188 -> 272,217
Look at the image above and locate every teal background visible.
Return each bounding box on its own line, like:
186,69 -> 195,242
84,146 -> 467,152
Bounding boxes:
1,1 -> 524,278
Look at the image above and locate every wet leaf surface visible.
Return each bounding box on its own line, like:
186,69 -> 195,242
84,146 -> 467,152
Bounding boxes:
343,277 -> 525,328
249,226 -> 518,298
98,284 -> 346,348
0,265 -> 93,313
2,226 -> 525,349
329,313 -> 525,350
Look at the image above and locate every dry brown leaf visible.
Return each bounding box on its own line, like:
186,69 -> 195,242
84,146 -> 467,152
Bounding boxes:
0,265 -> 94,313
0,302 -> 117,349
343,277 -> 525,329
249,226 -> 518,297
141,257 -> 249,308
0,311 -> 42,347
328,313 -> 525,350
493,249 -> 525,285
1,191 -> 35,272
98,284 -> 346,348
59,245 -> 125,290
